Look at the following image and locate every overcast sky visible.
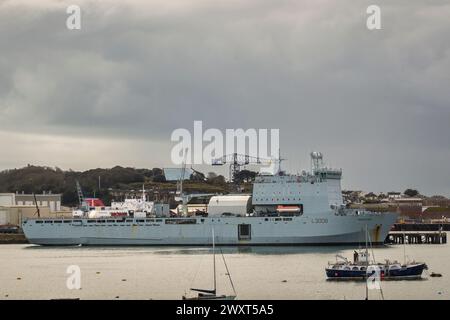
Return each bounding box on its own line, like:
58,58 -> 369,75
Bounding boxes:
0,0 -> 449,195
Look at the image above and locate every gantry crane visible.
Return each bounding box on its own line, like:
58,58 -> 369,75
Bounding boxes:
211,153 -> 274,183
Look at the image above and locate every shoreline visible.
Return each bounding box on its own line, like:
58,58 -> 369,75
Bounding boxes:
0,233 -> 28,244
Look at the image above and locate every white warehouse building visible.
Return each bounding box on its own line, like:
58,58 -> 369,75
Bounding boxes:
0,192 -> 63,226
0,192 -> 61,212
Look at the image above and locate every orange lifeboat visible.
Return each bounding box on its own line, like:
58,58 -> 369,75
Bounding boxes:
276,205 -> 301,213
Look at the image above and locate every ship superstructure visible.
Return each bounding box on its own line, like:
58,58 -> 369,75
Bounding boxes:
252,152 -> 344,216
72,185 -> 168,218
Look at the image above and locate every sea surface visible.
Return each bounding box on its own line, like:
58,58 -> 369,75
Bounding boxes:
0,241 -> 449,300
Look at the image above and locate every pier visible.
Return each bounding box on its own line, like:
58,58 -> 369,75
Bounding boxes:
385,231 -> 447,245
392,223 -> 450,232
0,233 -> 27,244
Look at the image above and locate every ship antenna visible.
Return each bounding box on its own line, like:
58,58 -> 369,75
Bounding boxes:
278,148 -> 281,173
310,151 -> 324,173
177,148 -> 189,216
276,148 -> 286,174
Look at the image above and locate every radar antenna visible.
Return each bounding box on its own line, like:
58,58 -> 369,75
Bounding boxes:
310,151 -> 324,172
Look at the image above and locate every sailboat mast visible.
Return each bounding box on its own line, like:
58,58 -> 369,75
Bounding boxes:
403,231 -> 406,265
221,248 -> 237,296
365,224 -> 369,300
212,228 -> 216,294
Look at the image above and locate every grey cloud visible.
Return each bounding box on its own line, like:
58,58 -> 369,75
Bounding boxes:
0,0 -> 449,194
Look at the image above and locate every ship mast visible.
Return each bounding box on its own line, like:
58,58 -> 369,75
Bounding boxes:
141,184 -> 146,212
276,148 -> 286,175
176,148 -> 189,216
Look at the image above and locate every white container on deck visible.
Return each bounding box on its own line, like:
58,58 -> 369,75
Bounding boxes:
207,195 -> 252,216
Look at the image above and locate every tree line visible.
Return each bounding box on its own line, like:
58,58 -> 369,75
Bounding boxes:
0,165 -> 245,207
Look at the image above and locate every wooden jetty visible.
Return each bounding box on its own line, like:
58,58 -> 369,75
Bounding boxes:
385,231 -> 447,245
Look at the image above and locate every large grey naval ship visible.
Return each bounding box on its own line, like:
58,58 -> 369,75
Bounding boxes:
22,152 -> 398,246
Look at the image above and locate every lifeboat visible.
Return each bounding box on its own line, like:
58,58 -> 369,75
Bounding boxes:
276,205 -> 301,213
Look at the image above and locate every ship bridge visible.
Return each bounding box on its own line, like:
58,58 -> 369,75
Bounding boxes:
252,152 -> 344,214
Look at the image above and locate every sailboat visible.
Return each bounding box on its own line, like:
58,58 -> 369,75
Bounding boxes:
182,229 -> 237,300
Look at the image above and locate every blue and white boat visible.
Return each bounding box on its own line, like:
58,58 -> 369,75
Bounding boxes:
325,253 -> 428,280
326,226 -> 428,280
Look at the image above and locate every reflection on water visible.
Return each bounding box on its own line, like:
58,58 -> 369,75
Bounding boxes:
25,244 -> 388,255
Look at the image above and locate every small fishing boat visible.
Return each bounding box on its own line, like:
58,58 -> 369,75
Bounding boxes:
325,253 -> 428,280
182,229 -> 237,300
326,226 -> 427,281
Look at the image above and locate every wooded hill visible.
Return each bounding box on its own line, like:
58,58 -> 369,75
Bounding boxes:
0,165 -> 236,207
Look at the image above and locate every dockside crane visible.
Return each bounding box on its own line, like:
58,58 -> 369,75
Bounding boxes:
175,149 -> 189,216
211,153 -> 274,183
175,149 -> 215,216
76,180 -> 88,210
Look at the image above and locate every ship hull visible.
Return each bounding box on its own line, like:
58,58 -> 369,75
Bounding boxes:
22,212 -> 397,246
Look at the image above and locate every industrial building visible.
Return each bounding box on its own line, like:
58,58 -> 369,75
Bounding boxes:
0,192 -> 67,227
0,192 -> 61,211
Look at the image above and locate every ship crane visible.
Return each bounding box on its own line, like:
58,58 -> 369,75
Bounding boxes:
175,149 -> 215,216
76,180 -> 88,211
175,148 -> 189,216
211,153 -> 274,183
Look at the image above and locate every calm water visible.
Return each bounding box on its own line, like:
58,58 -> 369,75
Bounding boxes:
0,241 -> 449,300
